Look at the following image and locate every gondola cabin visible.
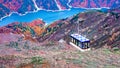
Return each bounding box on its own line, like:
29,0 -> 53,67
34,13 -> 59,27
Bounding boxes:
70,34 -> 90,52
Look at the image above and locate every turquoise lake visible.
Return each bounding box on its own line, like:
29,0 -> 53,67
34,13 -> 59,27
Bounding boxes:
0,8 -> 87,27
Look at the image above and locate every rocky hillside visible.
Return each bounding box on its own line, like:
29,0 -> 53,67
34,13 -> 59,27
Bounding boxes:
0,0 -> 120,19
36,10 -> 120,49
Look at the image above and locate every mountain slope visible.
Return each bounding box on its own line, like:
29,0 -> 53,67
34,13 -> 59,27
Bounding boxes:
0,8 -> 120,49
0,0 -> 120,19
69,0 -> 120,8
0,0 -> 37,19
36,10 -> 120,49
0,19 -> 45,42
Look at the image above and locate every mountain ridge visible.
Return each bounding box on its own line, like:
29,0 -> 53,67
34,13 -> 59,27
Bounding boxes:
0,10 -> 119,49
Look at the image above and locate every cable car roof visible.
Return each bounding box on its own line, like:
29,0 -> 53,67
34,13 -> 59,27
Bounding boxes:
70,34 -> 90,42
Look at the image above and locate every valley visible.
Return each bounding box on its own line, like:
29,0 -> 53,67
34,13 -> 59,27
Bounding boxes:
0,0 -> 120,68
0,9 -> 120,68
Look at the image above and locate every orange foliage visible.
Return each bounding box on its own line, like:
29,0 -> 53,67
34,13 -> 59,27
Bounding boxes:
27,19 -> 45,35
18,63 -> 33,68
24,30 -> 31,35
41,61 -> 50,68
110,32 -> 120,41
24,35 -> 37,42
31,26 -> 45,35
29,19 -> 45,27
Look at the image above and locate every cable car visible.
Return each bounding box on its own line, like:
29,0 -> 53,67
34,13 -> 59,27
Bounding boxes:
70,33 -> 90,51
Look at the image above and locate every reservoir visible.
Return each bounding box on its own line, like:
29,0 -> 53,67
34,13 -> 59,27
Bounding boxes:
0,8 -> 86,27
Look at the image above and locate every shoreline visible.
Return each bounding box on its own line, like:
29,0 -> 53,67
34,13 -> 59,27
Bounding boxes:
0,7 -> 110,22
0,7 -> 110,27
0,8 -> 71,21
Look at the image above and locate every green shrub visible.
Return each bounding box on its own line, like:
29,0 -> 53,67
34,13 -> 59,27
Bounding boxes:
32,46 -> 40,50
112,47 -> 120,54
7,41 -> 19,48
23,41 -> 29,49
103,49 -> 112,54
31,56 -> 44,64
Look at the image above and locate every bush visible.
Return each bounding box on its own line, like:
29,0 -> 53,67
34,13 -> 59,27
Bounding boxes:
23,41 -> 29,49
45,41 -> 55,46
112,47 -> 120,54
31,56 -> 44,64
7,41 -> 19,48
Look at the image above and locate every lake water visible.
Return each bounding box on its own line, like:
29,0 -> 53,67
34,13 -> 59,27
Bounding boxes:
0,8 -> 86,27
